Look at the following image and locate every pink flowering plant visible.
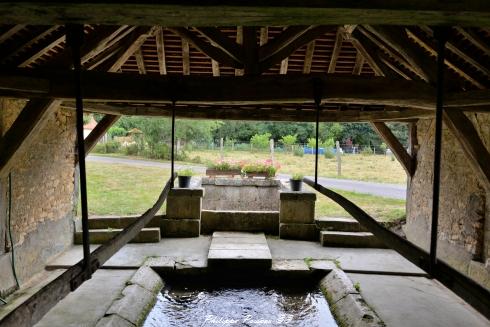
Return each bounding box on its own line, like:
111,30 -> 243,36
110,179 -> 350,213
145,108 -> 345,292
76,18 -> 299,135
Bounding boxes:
208,160 -> 243,171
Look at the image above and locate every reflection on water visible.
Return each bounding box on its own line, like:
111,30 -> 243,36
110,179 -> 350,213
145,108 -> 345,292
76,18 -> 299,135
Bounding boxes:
143,281 -> 337,327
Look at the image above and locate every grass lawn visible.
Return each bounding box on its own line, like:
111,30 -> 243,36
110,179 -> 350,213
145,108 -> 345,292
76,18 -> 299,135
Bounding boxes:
188,149 -> 406,185
83,161 -> 405,222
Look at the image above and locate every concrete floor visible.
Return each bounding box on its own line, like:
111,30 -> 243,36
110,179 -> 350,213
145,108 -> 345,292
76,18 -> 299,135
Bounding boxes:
347,273 -> 489,327
35,269 -> 135,327
46,236 -> 426,275
28,237 -> 488,327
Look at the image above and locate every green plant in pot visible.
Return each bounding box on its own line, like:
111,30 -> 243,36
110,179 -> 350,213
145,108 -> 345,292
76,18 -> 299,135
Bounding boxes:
290,173 -> 303,191
177,169 -> 194,188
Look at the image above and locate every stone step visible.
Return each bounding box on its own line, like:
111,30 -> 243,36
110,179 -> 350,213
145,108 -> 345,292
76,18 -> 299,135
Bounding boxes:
315,217 -> 365,232
74,228 -> 161,244
207,232 -> 272,270
320,231 -> 386,248
87,215 -> 161,229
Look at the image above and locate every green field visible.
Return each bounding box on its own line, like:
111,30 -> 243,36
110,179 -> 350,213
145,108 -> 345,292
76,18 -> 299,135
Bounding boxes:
83,161 -> 405,222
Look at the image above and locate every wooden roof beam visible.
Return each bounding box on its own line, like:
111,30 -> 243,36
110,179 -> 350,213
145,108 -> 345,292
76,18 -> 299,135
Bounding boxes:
328,28 -> 344,73
303,41 -> 315,74
235,26 -> 244,76
0,25 -> 25,44
242,26 -> 259,75
371,121 -> 414,175
63,101 -> 433,122
259,26 -> 311,61
83,114 -> 120,156
155,26 -> 167,75
352,52 -> 364,75
193,27 -> 243,64
134,48 -> 146,74
444,110 -> 490,192
168,27 -> 243,69
259,26 -> 333,73
17,27 -> 66,67
1,26 -> 59,64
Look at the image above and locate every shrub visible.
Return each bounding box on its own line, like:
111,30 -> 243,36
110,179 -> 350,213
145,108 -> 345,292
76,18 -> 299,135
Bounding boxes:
241,160 -> 280,178
324,149 -> 335,159
175,150 -> 188,161
361,147 -> 373,155
190,156 -> 202,164
380,142 -> 388,154
124,143 -> 139,156
250,133 -> 271,150
150,142 -> 170,159
105,141 -> 121,153
280,134 -> 297,151
208,160 -> 242,170
293,147 -> 304,157
108,126 -> 127,138
92,143 -> 106,153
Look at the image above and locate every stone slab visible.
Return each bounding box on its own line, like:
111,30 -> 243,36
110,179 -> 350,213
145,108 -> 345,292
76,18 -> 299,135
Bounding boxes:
0,253 -> 17,297
128,266 -> 164,294
169,187 -> 204,197
35,270 -> 135,327
201,210 -> 279,234
202,177 -> 281,187
279,223 -> 318,241
106,284 -> 156,326
320,231 -> 386,248
166,195 -> 202,219
280,198 -> 315,223
96,315 -> 135,327
74,228 -> 161,244
161,218 -> 200,237
347,273 -> 490,327
279,190 -> 316,201
315,217 -> 364,232
88,215 -> 161,229
207,232 -> 272,269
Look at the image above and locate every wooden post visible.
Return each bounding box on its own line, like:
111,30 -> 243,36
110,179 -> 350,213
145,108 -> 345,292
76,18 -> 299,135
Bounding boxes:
270,139 -> 275,164
220,137 -> 224,160
336,141 -> 341,176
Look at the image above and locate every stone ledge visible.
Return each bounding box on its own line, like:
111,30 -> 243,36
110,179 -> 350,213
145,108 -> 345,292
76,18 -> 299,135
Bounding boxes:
202,177 -> 281,187
169,187 -> 204,197
95,314 -> 135,327
279,223 -> 318,241
162,218 -> 200,237
128,265 -> 164,294
319,269 -> 384,327
280,191 -> 316,201
201,210 -> 279,234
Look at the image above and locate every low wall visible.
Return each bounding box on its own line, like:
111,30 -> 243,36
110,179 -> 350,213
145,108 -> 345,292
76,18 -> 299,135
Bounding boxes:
201,210 -> 279,235
201,177 -> 283,211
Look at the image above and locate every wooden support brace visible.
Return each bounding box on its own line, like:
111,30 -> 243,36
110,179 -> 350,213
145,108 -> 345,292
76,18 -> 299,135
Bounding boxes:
371,121 -> 414,176
83,114 -> 120,156
443,110 -> 490,192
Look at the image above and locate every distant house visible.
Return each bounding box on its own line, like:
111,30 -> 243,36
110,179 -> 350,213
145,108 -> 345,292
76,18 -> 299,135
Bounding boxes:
83,117 -> 108,142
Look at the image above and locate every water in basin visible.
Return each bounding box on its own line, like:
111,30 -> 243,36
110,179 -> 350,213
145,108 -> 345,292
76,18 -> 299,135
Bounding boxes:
143,279 -> 337,327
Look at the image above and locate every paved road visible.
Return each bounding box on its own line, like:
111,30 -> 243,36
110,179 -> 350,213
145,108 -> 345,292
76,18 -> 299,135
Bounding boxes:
87,155 -> 406,199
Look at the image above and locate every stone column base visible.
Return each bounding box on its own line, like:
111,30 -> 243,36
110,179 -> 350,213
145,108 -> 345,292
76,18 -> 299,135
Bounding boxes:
279,223 -> 318,241
162,218 -> 200,237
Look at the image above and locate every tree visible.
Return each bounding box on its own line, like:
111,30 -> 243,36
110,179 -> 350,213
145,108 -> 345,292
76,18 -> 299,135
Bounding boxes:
250,133 -> 271,149
279,134 -> 297,152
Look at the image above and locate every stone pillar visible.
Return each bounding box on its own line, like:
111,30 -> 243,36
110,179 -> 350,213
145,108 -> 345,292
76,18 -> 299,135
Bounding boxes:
163,188 -> 204,237
279,191 -> 318,241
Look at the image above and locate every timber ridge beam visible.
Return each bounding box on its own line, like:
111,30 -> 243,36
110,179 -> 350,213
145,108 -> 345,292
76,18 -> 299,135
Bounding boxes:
1,1 -> 490,26
2,68 -> 490,110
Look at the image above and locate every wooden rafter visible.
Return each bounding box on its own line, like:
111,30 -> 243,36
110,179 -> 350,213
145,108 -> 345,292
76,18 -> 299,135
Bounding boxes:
0,25 -> 24,44
346,29 -> 390,77
134,48 -> 146,74
406,28 -> 486,89
1,26 -> 59,64
371,121 -> 414,175
0,99 -> 61,177
425,28 -> 490,77
182,39 -> 190,75
443,110 -> 490,191
352,52 -> 364,75
155,26 -> 167,75
364,25 -> 436,83
193,27 -> 243,63
17,27 -> 66,68
378,53 -> 412,80
259,26 -> 333,73
80,25 -> 129,64
328,28 -> 343,73
303,41 -> 315,74
454,27 -> 490,56
235,26 -> 244,76
168,27 -> 243,69
259,27 -> 268,46
259,26 -> 311,61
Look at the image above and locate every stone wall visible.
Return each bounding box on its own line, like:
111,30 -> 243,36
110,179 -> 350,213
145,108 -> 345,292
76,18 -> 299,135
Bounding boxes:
405,112 -> 490,288
0,98 -> 76,293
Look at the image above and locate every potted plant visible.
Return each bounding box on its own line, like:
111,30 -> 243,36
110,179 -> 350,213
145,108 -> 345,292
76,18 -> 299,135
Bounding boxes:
290,173 -> 303,191
242,160 -> 279,179
206,160 -> 242,177
177,169 -> 194,188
